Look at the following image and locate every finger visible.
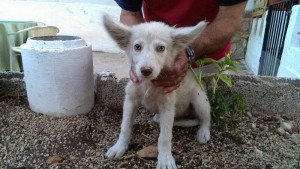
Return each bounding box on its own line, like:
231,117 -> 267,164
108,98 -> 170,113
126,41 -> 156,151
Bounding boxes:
153,74 -> 185,87
163,83 -> 180,94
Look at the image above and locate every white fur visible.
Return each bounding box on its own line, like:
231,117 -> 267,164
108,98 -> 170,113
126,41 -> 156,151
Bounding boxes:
103,15 -> 211,169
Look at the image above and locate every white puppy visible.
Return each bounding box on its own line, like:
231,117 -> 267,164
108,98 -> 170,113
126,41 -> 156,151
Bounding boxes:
103,15 -> 211,169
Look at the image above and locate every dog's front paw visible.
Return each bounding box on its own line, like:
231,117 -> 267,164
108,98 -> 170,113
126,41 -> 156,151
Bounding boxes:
156,153 -> 177,169
197,126 -> 210,144
105,143 -> 128,159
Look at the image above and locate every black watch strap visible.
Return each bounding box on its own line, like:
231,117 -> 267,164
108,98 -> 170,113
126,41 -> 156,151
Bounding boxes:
186,46 -> 196,63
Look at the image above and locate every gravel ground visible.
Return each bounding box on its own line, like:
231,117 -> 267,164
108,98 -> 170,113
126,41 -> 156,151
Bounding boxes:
1,97 -> 300,169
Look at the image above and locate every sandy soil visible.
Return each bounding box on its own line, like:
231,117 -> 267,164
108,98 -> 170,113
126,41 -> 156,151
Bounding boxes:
0,97 -> 300,169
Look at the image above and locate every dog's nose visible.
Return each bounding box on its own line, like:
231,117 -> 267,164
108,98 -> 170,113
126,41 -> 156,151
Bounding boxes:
141,67 -> 153,76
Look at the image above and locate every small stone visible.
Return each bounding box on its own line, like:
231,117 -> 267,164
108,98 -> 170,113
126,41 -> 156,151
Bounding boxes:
251,123 -> 256,129
246,112 -> 252,118
137,145 -> 158,158
280,122 -> 292,131
292,125 -> 300,133
259,124 -> 267,131
284,132 -> 290,139
20,146 -> 24,152
95,152 -> 101,157
272,115 -> 282,122
291,134 -> 300,145
254,147 -> 263,158
277,127 -> 285,135
47,155 -> 64,165
69,156 -> 76,161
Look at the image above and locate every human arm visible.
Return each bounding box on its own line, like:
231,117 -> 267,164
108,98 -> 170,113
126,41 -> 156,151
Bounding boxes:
153,1 -> 247,94
120,9 -> 143,26
191,1 -> 247,57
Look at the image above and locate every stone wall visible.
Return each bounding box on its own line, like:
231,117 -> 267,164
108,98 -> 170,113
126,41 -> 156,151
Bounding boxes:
95,75 -> 300,116
231,16 -> 252,60
1,72 -> 300,116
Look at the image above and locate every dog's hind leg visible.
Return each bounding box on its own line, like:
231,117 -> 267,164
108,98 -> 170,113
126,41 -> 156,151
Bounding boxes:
105,94 -> 138,159
191,88 -> 211,144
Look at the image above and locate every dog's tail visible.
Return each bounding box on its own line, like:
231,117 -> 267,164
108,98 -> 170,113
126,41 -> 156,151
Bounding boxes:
173,119 -> 200,127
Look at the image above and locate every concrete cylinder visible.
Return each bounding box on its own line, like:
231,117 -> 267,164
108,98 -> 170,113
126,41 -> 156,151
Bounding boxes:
21,35 -> 94,117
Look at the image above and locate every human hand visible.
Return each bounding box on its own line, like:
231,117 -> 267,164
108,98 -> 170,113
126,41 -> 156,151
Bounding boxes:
152,49 -> 189,94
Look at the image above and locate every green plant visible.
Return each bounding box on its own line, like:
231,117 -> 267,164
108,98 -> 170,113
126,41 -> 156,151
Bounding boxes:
208,89 -> 245,129
268,124 -> 277,133
190,52 -> 246,130
190,53 -> 239,94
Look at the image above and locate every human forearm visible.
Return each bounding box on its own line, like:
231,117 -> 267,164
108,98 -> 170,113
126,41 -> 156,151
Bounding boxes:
192,2 -> 247,57
120,9 -> 143,26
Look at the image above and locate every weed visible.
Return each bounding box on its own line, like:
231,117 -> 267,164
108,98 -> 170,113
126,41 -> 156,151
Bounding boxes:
268,124 -> 277,133
190,52 -> 246,130
208,89 -> 245,130
232,129 -> 245,144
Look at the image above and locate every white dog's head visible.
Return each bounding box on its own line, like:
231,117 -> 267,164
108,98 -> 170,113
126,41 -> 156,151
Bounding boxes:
103,15 -> 207,81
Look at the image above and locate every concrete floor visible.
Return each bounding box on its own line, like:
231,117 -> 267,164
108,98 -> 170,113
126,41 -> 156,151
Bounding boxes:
93,52 -> 129,79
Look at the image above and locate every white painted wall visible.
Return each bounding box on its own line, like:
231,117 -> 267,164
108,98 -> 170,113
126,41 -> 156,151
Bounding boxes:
277,5 -> 300,79
245,5 -> 300,78
246,0 -> 255,12
245,13 -> 267,75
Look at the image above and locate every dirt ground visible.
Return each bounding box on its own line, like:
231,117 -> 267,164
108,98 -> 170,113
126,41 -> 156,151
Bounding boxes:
0,97 -> 300,169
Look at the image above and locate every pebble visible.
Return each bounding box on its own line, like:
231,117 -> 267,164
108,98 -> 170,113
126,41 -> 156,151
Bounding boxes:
277,127 -> 286,136
280,122 -> 292,131
46,155 -> 64,165
254,147 -> 263,158
272,115 -> 282,122
251,123 -> 256,129
95,152 -> 101,157
246,112 -> 252,118
291,134 -> 300,145
283,132 -> 290,139
259,124 -> 267,131
292,126 -> 300,133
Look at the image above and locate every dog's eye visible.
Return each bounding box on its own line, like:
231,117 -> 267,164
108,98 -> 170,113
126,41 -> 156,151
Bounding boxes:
156,45 -> 165,52
134,44 -> 142,51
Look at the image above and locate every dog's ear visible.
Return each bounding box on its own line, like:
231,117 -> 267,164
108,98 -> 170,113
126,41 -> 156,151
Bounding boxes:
171,21 -> 207,49
103,15 -> 131,49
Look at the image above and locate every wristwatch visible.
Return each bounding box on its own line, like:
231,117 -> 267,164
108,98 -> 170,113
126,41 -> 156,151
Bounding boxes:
186,46 -> 196,63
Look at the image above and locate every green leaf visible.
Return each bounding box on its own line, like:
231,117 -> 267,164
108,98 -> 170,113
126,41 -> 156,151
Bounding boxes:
195,59 -> 204,66
219,74 -> 232,87
217,62 -> 224,68
214,66 -> 222,72
202,58 -> 217,65
189,64 -> 205,90
226,66 -> 239,74
225,55 -> 231,64
225,59 -> 236,67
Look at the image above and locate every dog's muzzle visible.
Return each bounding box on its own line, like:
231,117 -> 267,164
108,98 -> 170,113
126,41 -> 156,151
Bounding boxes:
141,67 -> 153,77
